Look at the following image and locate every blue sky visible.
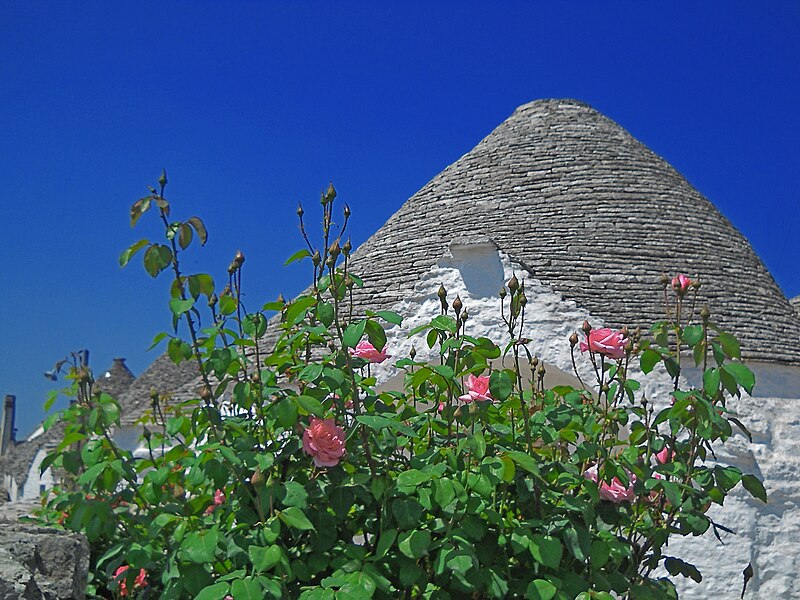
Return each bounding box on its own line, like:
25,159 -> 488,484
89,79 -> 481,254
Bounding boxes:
1,2 -> 798,436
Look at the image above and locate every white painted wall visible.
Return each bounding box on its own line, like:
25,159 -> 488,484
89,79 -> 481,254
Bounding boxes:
368,241 -> 800,598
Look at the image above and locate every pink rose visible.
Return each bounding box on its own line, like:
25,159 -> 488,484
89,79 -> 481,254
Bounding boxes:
655,447 -> 674,464
113,565 -> 147,597
350,340 -> 391,364
302,417 -> 346,467
204,488 -> 226,515
584,464 -> 636,503
458,374 -> 493,403
579,328 -> 626,360
671,274 -> 692,295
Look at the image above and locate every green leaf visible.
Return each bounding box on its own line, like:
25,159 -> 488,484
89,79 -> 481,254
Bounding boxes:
398,529 -> 432,559
283,481 -> 309,509
682,325 -> 704,346
664,557 -> 702,583
169,297 -> 195,316
640,349 -> 661,374
177,222 -> 193,249
741,474 -> 767,503
230,578 -> 264,600
188,216 -> 208,245
284,248 -> 311,266
279,507 -> 315,530
343,320 -> 367,348
526,579 -> 557,600
375,310 -> 403,325
718,331 -> 741,359
195,583 -> 230,600
505,451 -> 539,475
249,545 -> 282,572
722,363 -> 755,395
130,195 -> 152,227
295,395 -> 325,417
188,274 -> 215,300
284,296 -> 315,326
489,370 -> 513,401
703,367 -> 720,397
430,315 -> 457,333
355,415 -> 416,437
181,530 -> 219,563
373,529 -> 397,560
529,534 -> 563,569
317,302 -> 334,328
119,239 -> 149,267
365,320 -> 387,351
395,469 -> 433,494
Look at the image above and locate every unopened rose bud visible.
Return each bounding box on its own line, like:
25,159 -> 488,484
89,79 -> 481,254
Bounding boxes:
621,325 -> 629,338
460,310 -> 468,323
660,272 -> 670,287
452,295 -> 463,316
700,305 -> 711,321
142,426 -> 151,441
507,274 -> 519,294
343,203 -> 351,218
277,293 -> 285,304
569,332 -> 579,347
325,255 -> 336,269
468,403 -> 479,415
342,238 -> 352,256
208,293 -> 218,308
345,275 -> 354,288
692,280 -> 702,290
437,284 -> 447,301
296,204 -> 304,218
251,370 -> 261,384
531,356 -> 539,368
326,182 -> 337,201
410,346 -> 417,359
199,386 -> 213,402
158,169 -> 168,188
329,240 -> 341,258
519,293 -> 527,308
499,287 -> 507,299
312,251 -> 321,267
582,320 -> 592,335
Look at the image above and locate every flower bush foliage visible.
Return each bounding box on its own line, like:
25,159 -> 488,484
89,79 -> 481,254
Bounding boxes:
38,176 -> 766,599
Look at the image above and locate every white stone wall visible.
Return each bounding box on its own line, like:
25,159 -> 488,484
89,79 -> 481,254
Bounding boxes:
369,242 -> 800,598
21,448 -> 54,500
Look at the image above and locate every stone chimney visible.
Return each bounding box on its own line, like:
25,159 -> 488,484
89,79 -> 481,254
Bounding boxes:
1,395 -> 16,456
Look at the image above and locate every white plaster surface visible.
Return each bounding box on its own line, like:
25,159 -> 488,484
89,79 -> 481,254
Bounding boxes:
368,242 -> 800,599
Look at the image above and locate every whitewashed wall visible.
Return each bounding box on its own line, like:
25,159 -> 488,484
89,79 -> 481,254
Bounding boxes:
369,241 -> 800,598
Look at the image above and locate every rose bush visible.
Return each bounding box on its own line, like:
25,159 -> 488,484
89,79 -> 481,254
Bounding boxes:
37,177 -> 766,599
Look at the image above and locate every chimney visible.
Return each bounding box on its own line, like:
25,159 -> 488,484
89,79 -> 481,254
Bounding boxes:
1,395 -> 15,456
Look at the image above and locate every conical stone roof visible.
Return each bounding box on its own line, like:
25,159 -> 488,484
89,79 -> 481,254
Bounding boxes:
345,99 -> 800,365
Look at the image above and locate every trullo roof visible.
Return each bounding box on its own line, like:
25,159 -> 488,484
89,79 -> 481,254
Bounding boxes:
344,99 -> 800,365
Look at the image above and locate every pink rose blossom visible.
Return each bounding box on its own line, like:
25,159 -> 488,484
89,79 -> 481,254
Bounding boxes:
302,417 -> 346,467
579,328 -> 626,360
350,340 -> 391,364
584,464 -> 636,503
671,274 -> 692,295
655,447 -> 674,464
204,488 -> 226,515
458,374 -> 493,403
113,565 -> 147,597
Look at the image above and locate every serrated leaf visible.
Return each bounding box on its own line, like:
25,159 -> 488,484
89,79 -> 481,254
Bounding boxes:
119,239 -> 149,267
703,367 -> 720,397
529,534 -> 562,569
718,331 -> 741,359
188,216 -> 208,245
316,302 -> 334,327
398,529 -> 431,559
279,507 -> 315,530
489,370 -> 513,401
195,583 -> 230,600
181,530 -> 219,563
343,320 -> 367,348
249,545 -> 281,572
741,474 -> 767,503
169,297 -> 195,316
284,248 -> 311,266
295,395 -> 325,417
640,349 -> 661,374
682,325 -> 704,346
526,579 -> 557,600
505,451 -> 539,475
375,310 -> 403,325
722,363 -> 755,395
